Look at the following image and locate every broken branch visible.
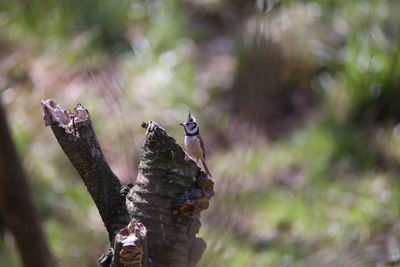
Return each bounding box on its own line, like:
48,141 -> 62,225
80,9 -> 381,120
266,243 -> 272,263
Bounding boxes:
41,99 -> 130,243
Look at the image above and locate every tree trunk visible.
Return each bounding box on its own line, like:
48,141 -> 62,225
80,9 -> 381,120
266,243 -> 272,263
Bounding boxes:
41,100 -> 214,266
0,102 -> 55,267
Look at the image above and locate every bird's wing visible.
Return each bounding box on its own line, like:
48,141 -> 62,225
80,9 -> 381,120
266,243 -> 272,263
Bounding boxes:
198,135 -> 206,159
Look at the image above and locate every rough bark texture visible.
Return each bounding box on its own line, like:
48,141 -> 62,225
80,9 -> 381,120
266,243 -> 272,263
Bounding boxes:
42,100 -> 214,266
126,121 -> 214,267
0,103 -> 55,267
41,99 -> 130,242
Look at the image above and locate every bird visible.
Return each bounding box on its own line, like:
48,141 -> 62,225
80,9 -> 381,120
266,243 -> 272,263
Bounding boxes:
180,111 -> 212,177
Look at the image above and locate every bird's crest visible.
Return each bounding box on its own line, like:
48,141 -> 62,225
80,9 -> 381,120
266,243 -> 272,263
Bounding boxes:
186,110 -> 196,123
181,110 -> 199,136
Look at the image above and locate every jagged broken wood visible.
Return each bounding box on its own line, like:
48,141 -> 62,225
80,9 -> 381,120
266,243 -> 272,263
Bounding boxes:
112,220 -> 147,267
41,99 -> 214,266
41,100 -> 131,243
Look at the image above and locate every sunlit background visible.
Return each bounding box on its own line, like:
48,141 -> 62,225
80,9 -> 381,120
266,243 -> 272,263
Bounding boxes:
1,0 -> 400,266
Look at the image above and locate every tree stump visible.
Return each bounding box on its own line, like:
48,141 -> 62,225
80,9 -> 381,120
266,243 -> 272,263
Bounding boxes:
41,100 -> 214,266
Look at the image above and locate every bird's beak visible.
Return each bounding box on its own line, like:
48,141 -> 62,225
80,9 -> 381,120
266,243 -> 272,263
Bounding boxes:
180,123 -> 184,126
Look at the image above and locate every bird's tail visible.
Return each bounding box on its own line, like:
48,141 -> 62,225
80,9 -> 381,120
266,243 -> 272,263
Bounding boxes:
201,159 -> 212,177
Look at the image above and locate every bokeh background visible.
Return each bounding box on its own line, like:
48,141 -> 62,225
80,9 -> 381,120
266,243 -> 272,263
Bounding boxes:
1,0 -> 400,266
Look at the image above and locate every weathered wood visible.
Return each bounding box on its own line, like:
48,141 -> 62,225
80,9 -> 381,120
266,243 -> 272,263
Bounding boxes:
42,100 -> 214,266
41,99 -> 130,243
112,219 -> 147,267
127,121 -> 214,266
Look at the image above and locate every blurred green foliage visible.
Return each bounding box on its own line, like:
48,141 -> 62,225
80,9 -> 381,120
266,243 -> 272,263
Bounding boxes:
1,0 -> 400,266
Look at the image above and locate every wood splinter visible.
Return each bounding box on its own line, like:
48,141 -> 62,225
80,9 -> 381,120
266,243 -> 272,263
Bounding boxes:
113,220 -> 148,267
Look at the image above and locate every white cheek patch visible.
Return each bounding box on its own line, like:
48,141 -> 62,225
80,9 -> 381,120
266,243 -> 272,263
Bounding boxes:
186,125 -> 199,134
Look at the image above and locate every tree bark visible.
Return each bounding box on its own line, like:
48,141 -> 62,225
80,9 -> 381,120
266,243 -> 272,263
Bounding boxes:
127,121 -> 214,266
0,102 -> 55,267
41,100 -> 130,243
41,100 -> 214,266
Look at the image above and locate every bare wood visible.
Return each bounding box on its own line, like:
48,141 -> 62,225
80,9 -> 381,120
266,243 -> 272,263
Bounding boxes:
41,99 -> 130,243
112,219 -> 148,267
0,103 -> 55,267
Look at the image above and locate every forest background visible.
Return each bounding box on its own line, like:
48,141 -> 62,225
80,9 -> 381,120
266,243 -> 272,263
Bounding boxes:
1,0 -> 400,266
